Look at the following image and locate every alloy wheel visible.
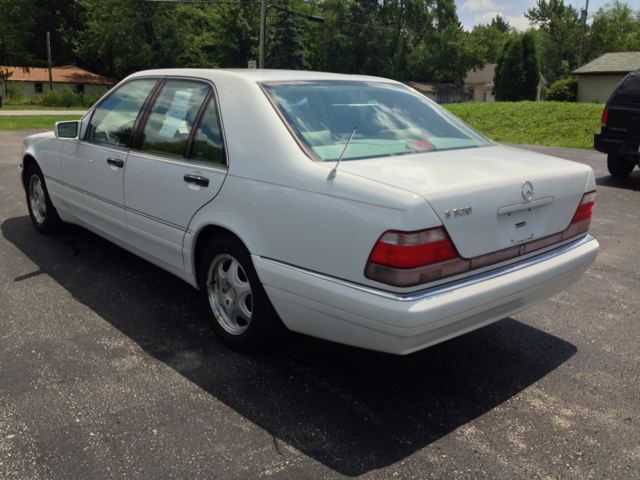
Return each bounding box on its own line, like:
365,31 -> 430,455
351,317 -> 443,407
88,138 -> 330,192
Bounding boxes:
206,253 -> 253,335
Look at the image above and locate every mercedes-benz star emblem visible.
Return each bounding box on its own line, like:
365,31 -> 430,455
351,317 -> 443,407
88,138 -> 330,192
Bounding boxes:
522,181 -> 534,201
519,245 -> 526,255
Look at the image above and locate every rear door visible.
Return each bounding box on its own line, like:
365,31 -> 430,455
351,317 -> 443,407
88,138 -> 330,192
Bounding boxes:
124,78 -> 228,270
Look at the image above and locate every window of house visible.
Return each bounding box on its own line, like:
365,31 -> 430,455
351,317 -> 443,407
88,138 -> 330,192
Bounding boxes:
35,83 -> 43,94
77,84 -> 85,94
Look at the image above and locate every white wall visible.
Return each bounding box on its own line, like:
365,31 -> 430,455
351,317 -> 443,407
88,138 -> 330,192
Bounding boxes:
577,74 -> 626,103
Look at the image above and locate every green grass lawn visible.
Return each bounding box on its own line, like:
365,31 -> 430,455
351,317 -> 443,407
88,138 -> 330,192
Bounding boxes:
1,102 -> 604,149
0,115 -> 83,130
444,101 -> 604,150
0,105 -> 87,110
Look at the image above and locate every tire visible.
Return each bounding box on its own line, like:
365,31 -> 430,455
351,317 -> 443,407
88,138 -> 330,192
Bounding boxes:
25,163 -> 61,234
198,234 -> 288,352
607,154 -> 636,177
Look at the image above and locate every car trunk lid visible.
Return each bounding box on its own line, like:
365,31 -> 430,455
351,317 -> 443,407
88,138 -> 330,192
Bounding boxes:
337,145 -> 592,258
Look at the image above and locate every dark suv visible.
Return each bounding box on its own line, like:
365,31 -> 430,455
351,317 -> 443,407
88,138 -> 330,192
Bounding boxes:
594,70 -> 640,177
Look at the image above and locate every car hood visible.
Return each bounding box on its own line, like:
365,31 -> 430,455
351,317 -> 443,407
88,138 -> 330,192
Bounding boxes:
337,145 -> 594,258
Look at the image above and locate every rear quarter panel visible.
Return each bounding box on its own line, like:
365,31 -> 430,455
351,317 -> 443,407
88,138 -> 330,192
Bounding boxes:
185,74 -> 442,288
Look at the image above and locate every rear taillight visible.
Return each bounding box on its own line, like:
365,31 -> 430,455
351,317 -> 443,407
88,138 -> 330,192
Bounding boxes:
368,227 -> 457,268
365,227 -> 469,287
601,108 -> 609,127
571,191 -> 596,223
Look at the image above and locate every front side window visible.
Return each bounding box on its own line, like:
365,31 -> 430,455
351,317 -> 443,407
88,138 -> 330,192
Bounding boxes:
140,80 -> 211,158
86,79 -> 158,147
262,81 -> 492,161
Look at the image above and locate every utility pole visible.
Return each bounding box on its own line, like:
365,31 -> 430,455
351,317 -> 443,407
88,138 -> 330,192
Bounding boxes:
47,32 -> 53,91
259,0 -> 267,69
578,0 -> 589,68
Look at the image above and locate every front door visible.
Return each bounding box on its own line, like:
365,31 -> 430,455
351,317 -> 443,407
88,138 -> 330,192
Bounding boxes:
61,78 -> 158,242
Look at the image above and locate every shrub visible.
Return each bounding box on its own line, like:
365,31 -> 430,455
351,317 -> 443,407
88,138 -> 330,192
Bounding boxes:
39,88 -> 104,108
7,83 -> 27,102
545,77 -> 578,102
41,89 -> 61,107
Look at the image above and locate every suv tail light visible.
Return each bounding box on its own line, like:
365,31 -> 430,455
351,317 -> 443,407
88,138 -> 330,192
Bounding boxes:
601,108 -> 609,127
571,191 -> 596,223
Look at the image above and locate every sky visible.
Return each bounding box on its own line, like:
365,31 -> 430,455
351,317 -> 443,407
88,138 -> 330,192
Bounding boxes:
454,0 -> 618,31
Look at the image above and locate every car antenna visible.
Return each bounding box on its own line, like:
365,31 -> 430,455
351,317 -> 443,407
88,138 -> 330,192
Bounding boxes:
328,127 -> 356,180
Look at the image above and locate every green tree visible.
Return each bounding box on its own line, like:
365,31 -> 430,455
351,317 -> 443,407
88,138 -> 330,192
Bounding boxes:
304,0 -> 479,83
521,32 -> 540,101
267,0 -> 309,70
585,1 -> 640,63
495,37 -> 524,101
211,4 -> 259,68
0,0 -> 36,67
77,0 -> 221,79
491,15 -> 510,33
24,0 -> 85,66
471,17 -> 512,64
493,38 -> 512,101
525,0 -> 581,83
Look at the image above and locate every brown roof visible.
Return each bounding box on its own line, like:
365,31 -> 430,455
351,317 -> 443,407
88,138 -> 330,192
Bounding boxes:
464,64 -> 496,85
0,65 -> 115,85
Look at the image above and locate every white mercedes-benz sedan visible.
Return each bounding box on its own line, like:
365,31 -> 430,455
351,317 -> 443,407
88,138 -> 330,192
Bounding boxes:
20,69 -> 599,354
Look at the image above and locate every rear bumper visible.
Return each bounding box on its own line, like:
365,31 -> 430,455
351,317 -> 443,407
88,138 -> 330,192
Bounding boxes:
595,132 -> 640,158
254,235 -> 599,355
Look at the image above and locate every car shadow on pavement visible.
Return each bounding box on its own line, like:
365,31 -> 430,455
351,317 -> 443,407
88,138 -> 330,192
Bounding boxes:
2,216 -> 577,477
596,172 -> 640,191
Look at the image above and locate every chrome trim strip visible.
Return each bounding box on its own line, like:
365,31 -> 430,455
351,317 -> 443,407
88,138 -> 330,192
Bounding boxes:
125,207 -> 186,232
45,175 -> 187,232
497,196 -> 553,215
45,176 -> 124,209
127,150 -> 228,173
260,234 -> 595,302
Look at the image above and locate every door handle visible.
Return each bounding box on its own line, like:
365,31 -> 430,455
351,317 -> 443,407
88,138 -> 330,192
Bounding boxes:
107,157 -> 124,168
184,174 -> 209,187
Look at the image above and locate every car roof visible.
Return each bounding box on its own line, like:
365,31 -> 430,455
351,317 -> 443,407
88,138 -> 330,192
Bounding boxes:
126,68 -> 401,85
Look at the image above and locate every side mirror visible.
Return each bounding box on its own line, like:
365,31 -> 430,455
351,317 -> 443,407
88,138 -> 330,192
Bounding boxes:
55,121 -> 79,139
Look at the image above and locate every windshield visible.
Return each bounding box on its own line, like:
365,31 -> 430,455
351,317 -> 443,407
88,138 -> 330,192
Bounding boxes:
262,81 -> 492,162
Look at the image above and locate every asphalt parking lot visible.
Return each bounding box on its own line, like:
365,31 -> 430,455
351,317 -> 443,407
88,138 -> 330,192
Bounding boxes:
1,130 -> 638,479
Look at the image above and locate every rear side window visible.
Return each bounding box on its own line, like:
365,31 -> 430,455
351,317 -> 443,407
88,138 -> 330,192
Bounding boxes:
189,98 -> 226,165
611,72 -> 640,106
140,80 -> 211,158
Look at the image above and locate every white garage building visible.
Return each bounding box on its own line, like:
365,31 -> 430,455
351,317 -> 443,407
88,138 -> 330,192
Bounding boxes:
572,52 -> 640,103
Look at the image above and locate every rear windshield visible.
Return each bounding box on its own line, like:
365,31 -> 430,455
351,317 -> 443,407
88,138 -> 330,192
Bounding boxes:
262,81 -> 492,161
611,72 -> 640,106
